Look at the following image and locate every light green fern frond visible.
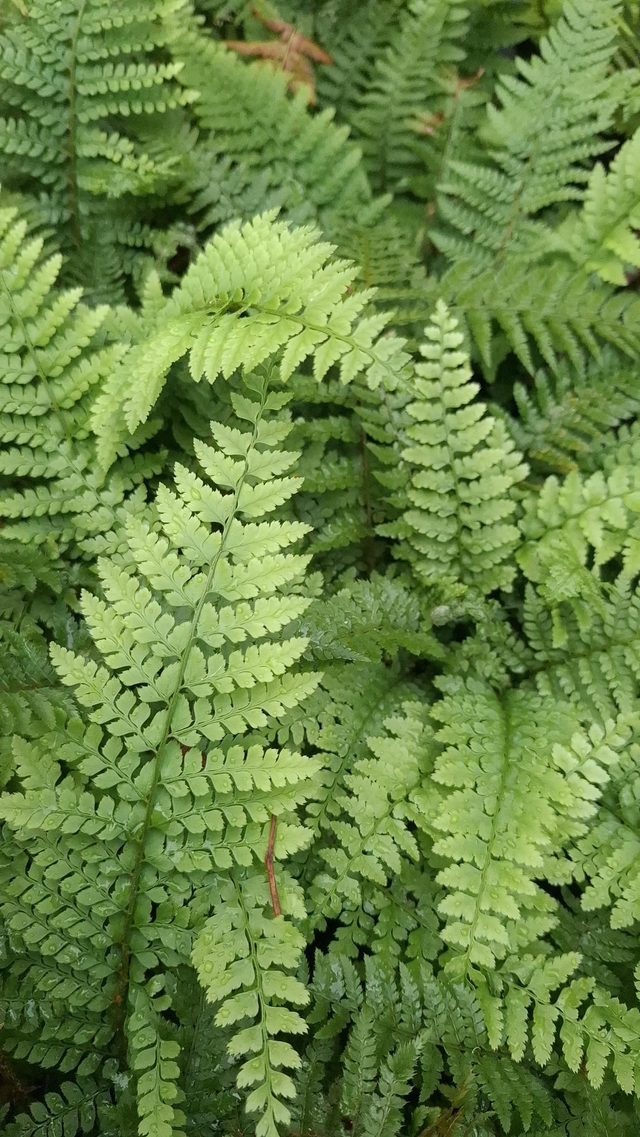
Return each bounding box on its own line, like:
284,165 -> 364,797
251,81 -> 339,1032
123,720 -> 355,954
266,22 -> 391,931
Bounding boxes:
91,212 -> 410,468
518,429 -> 640,595
380,302 -> 527,597
553,124 -> 640,284
192,872 -> 308,1137
430,677 -> 626,977
0,203 -> 161,554
523,576 -> 640,719
563,733 -> 640,930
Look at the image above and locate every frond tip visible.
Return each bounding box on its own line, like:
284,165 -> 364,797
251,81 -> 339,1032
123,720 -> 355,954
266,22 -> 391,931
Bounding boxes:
192,874 -> 309,1137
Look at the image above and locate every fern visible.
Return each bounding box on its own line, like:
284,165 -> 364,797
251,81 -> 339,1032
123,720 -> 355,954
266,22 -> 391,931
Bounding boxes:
523,575 -> 640,719
379,302 -> 527,597
192,873 -> 309,1137
349,0 -> 469,193
433,0 -> 632,265
427,677 -> 623,975
553,124 -> 640,284
90,212 -> 410,468
0,0 -> 196,297
178,39 -> 375,237
3,1 -> 640,1133
310,701 -> 433,919
4,1079 -> 113,1137
499,353 -> 640,474
0,372 -> 321,1134
0,200 -> 161,555
433,254 -> 640,380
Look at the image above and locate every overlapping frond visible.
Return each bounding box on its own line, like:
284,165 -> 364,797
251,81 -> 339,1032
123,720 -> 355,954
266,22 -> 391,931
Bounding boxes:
0,202 -> 160,554
91,212 -> 410,468
0,0 -> 196,295
193,873 -> 309,1137
434,0 -> 631,264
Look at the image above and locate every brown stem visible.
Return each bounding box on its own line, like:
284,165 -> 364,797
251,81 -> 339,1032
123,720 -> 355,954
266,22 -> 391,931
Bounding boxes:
265,814 -> 281,916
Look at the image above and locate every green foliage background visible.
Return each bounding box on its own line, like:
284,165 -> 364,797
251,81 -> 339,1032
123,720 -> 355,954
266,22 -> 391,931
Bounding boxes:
2,0 -> 640,1134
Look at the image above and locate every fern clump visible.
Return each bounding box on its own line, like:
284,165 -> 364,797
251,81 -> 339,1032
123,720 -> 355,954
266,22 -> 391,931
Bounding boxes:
0,0 -> 196,298
4,0 -> 640,1134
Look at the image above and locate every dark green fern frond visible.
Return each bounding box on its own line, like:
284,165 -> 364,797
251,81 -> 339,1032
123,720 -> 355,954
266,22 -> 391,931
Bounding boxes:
315,0 -> 407,122
0,620 -> 75,746
499,353 -> 640,475
523,577 -> 640,720
3,1078 -> 114,1137
436,254 -> 640,380
178,39 -> 376,238
433,0 -> 632,266
351,0 -> 469,194
0,0 -> 196,295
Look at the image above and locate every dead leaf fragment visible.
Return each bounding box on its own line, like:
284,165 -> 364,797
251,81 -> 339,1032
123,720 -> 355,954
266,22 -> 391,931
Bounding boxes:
223,5 -> 332,103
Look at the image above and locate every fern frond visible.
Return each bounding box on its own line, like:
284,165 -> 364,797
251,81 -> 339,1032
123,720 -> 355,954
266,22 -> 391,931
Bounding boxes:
430,677 -> 626,976
562,736 -> 640,930
310,701 -> 433,918
490,955 -> 640,1093
0,202 -> 161,554
91,212 -> 410,467
518,430 -> 640,592
433,0 -> 631,265
3,1078 -> 113,1137
192,872 -> 309,1137
379,302 -> 527,597
500,353 -> 640,474
435,255 -> 640,380
523,576 -> 640,719
554,124 -> 640,284
351,0 -> 469,193
179,41 -> 374,236
0,371 -> 322,1135
298,662 -> 418,836
315,0 -> 406,121
0,0 -> 196,291
0,620 -> 75,748
298,576 -> 441,662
